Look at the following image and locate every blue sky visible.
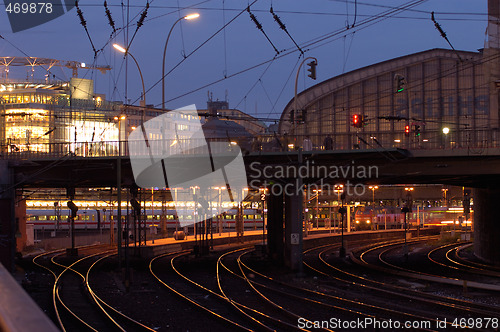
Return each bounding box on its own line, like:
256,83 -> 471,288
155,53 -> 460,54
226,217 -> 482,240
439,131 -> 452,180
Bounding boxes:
0,1 -> 489,123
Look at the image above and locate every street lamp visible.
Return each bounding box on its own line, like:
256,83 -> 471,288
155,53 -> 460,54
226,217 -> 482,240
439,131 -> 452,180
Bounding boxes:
442,127 -> 450,148
368,185 -> 379,230
442,188 -> 449,207
311,189 -> 321,229
402,187 -> 414,261
162,13 -> 200,110
334,184 -> 344,233
113,44 -> 147,112
339,205 -> 347,258
368,185 -> 379,206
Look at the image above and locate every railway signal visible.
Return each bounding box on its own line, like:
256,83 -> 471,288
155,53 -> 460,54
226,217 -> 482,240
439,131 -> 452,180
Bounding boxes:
66,200 -> 79,256
414,125 -> 421,136
307,60 -> 317,80
404,125 -> 410,136
67,201 -> 78,218
352,114 -> 364,128
395,74 -> 406,93
463,189 -> 471,215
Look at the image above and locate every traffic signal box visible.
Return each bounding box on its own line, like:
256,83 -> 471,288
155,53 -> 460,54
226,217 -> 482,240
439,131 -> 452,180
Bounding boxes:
463,189 -> 471,216
307,60 -> 317,80
352,114 -> 364,128
404,125 -> 410,136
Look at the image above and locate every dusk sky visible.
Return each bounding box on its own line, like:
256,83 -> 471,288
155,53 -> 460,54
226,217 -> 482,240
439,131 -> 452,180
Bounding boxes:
0,1 -> 489,123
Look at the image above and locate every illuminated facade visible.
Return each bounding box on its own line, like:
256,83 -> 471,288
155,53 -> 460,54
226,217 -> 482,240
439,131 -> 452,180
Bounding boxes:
279,49 -> 495,150
0,57 -> 117,155
0,80 -> 120,154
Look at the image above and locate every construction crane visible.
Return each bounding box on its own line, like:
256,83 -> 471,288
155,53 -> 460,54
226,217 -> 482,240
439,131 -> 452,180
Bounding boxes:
0,56 -> 111,78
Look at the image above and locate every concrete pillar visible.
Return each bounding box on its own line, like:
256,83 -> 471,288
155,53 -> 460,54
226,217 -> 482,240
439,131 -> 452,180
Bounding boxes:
284,181 -> 304,272
485,1 -> 500,128
267,191 -> 284,262
473,187 -> 500,265
15,192 -> 26,253
0,161 -> 15,271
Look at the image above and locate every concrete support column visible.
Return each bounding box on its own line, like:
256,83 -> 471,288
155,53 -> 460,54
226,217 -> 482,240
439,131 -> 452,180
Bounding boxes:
284,181 -> 304,272
473,187 -> 500,265
266,190 -> 284,262
0,161 -> 15,271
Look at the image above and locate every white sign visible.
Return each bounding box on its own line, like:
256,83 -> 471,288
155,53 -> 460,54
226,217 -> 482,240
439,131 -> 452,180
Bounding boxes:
291,233 -> 299,245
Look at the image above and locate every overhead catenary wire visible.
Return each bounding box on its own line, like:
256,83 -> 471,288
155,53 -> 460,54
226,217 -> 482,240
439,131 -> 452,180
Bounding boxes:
76,1 -> 98,58
131,0 -> 258,106
431,11 -> 463,62
351,0 -> 358,27
222,0 -> 228,77
234,57 -> 276,109
126,1 -> 150,52
270,6 -> 303,54
247,6 -> 280,55
104,1 -> 117,37
160,0 -> 429,108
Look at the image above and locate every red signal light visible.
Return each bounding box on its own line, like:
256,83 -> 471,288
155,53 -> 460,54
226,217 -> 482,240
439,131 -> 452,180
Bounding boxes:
352,114 -> 363,128
405,125 -> 410,136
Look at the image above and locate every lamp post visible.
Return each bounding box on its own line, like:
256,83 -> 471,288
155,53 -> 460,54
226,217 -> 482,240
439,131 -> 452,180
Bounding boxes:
403,187 -> 413,261
401,206 -> 409,261
442,187 -> 449,207
368,185 -> 378,230
334,184 -> 343,232
339,205 -> 347,258
368,185 -> 379,206
162,13 -> 200,110
114,114 -> 126,266
442,127 -> 450,149
312,189 -> 321,229
113,44 -> 147,122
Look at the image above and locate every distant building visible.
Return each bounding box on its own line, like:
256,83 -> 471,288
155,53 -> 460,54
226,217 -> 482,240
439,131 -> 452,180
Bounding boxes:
203,95 -> 267,135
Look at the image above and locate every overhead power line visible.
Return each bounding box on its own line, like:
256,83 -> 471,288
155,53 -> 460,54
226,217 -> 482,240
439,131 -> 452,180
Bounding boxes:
270,6 -> 303,54
431,11 -> 463,62
75,1 -> 98,58
104,1 -> 117,37
247,6 -> 280,55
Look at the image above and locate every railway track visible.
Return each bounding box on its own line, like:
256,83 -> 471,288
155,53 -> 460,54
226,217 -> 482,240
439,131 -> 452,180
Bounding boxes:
358,240 -> 500,290
150,249 -> 261,331
33,245 -> 155,331
440,243 -> 500,278
234,248 -> 439,331
303,239 -> 500,330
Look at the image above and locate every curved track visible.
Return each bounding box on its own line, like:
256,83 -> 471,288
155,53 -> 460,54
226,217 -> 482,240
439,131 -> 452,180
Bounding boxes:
303,239 -> 500,330
33,245 -> 156,331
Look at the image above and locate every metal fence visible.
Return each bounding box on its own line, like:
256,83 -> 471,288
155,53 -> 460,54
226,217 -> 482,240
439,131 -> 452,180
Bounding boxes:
1,130 -> 499,160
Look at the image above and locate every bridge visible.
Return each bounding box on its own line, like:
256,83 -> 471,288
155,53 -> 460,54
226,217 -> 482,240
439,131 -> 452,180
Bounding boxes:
1,135 -> 500,271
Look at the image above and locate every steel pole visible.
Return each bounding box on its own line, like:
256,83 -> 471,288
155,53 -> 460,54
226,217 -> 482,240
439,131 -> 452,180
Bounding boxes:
162,17 -> 184,110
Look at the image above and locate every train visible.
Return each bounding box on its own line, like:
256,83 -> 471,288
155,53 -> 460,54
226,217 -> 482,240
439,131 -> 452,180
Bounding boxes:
27,207 -> 265,231
355,206 -> 472,230
304,205 -> 472,231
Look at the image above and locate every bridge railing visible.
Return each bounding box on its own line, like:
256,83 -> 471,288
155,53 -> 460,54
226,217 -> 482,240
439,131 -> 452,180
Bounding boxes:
1,130 -> 499,160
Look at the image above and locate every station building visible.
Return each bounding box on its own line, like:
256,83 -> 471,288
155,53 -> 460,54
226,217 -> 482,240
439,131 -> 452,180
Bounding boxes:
279,48 -> 495,151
